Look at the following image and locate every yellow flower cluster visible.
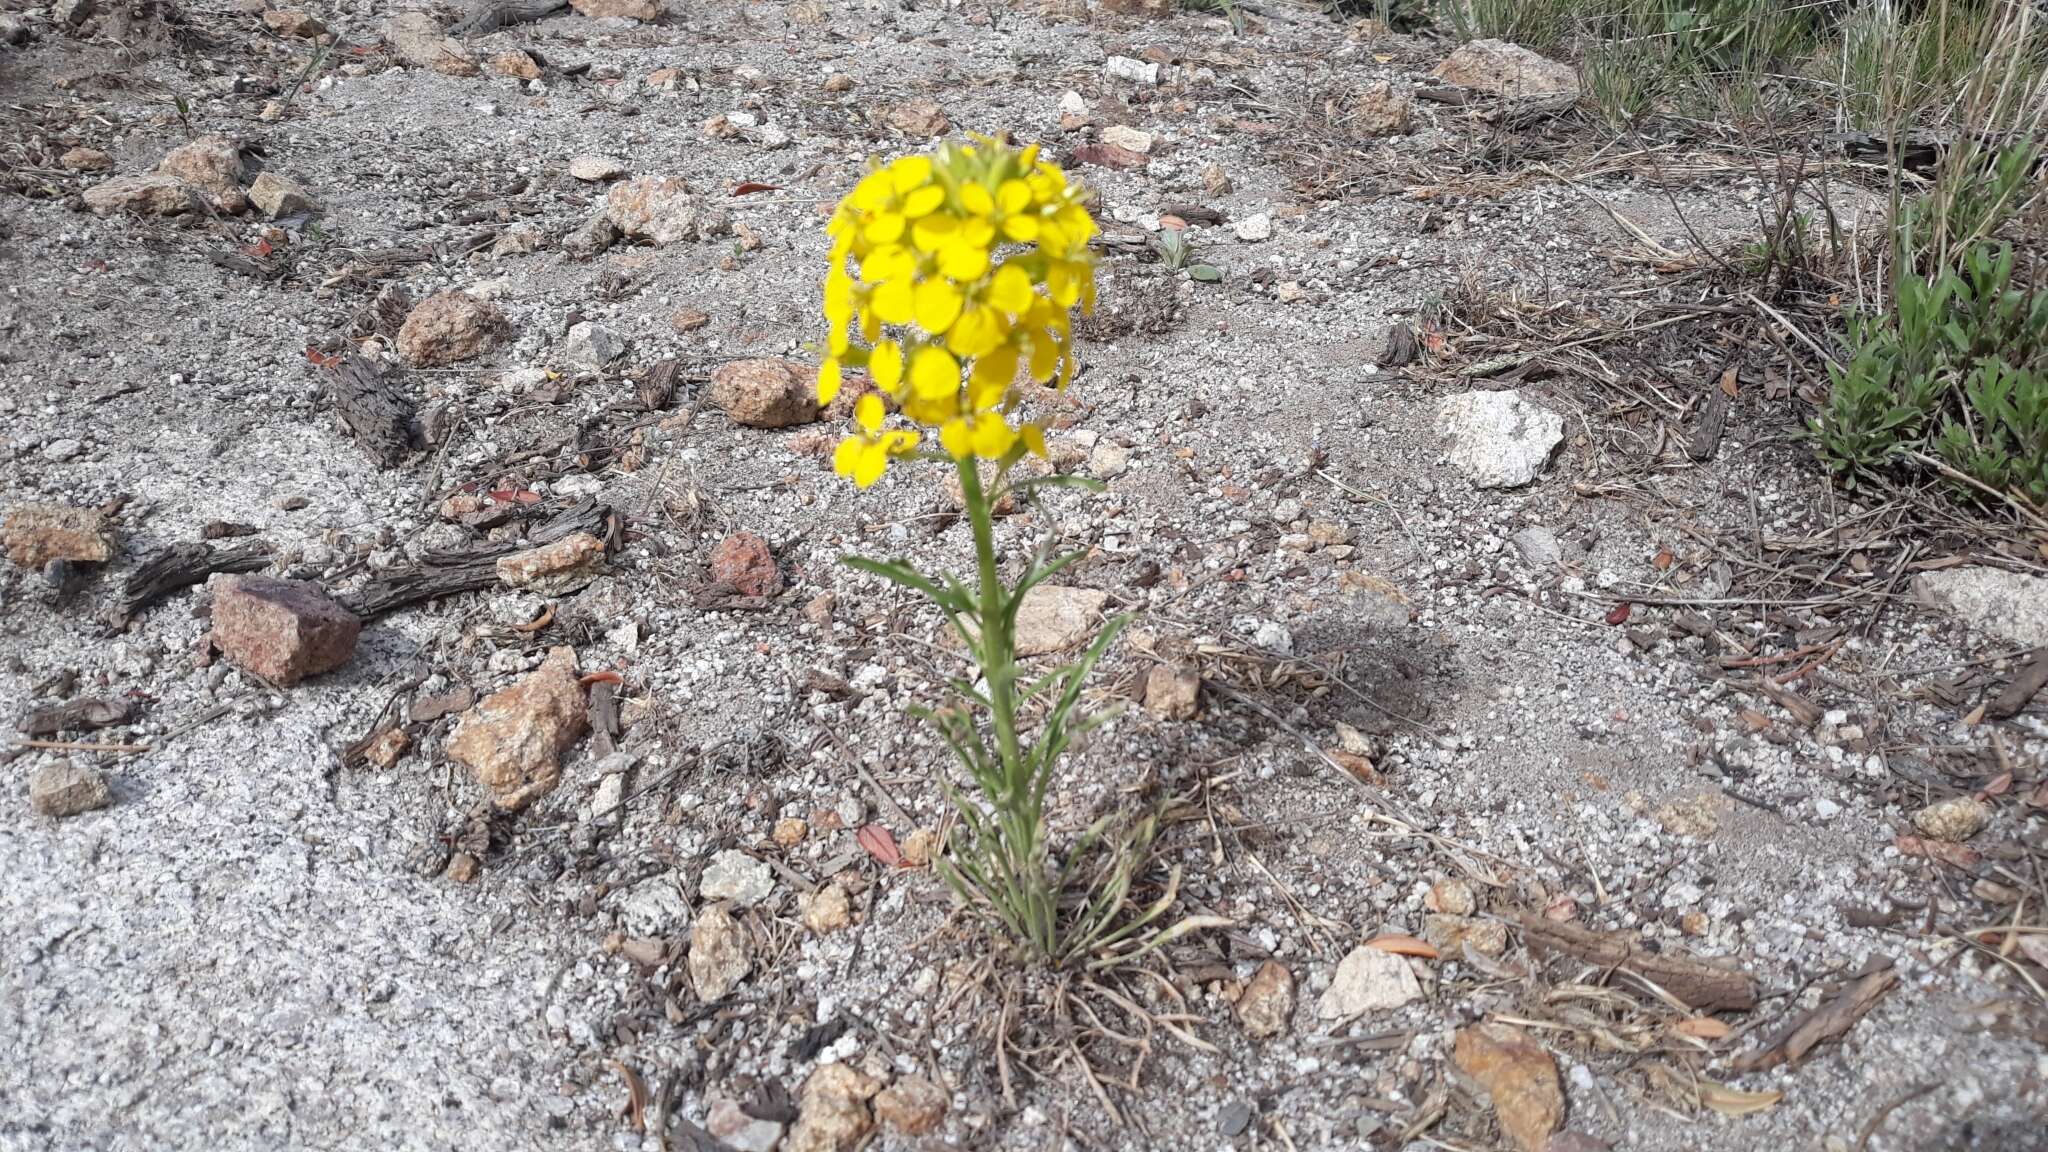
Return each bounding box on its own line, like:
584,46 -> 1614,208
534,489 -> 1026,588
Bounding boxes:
819,138 -> 1097,487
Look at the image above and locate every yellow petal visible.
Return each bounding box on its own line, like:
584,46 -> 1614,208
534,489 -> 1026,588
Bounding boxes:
939,417 -> 973,459
989,263 -> 1033,313
850,171 -> 894,211
869,340 -> 905,391
863,211 -> 906,245
971,417 -> 1016,459
997,179 -> 1031,214
817,358 -> 843,405
853,442 -> 888,487
833,436 -> 862,478
959,182 -> 994,216
959,218 -> 996,249
913,278 -> 963,335
910,345 -> 960,400
939,242 -> 991,281
889,153 -> 933,194
1021,423 -> 1047,458
883,428 -> 921,455
854,392 -> 885,432
902,184 -> 946,218
1029,331 -> 1059,383
1001,213 -> 1040,242
910,212 -> 959,253
947,305 -> 1004,360
872,279 -> 914,325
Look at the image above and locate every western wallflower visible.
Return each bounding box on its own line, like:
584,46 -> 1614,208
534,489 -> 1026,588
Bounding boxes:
818,138 -> 1097,488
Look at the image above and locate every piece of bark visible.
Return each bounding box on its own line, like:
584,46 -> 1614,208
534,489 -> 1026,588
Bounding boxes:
588,678 -> 618,758
449,0 -> 567,36
327,354 -> 417,468
1733,958 -> 1896,1073
344,498 -> 609,619
105,540 -> 272,629
1156,202 -> 1224,225
1688,388 -> 1730,462
1986,648 -> 2048,720
18,696 -> 134,737
1518,913 -> 1758,1012
1383,322 -> 1419,367
1759,681 -> 1822,727
638,358 -> 680,412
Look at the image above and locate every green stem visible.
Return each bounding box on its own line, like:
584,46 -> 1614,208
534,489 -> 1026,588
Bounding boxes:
956,456 -> 1025,789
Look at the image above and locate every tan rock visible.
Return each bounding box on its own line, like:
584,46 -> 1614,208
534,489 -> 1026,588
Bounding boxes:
496,532 -> 606,594
772,817 -> 809,847
1345,77 -> 1413,135
490,49 -> 542,80
248,171 -> 316,218
606,176 -> 726,245
1452,1023 -> 1565,1152
209,575 -> 362,686
1431,39 -> 1579,98
30,760 -> 112,818
60,146 -> 112,172
1427,878 -> 1477,916
571,0 -> 659,18
1914,796 -> 1990,842
1235,960 -> 1295,1039
873,1075 -> 948,1135
1317,944 -> 1422,1019
787,1064 -> 880,1152
823,73 -> 854,93
900,827 -> 938,868
1424,913 -> 1507,958
802,882 -> 852,935
1099,124 -> 1153,153
1654,794 -> 1722,839
363,727 -> 410,769
707,1096 -> 784,1152
396,291 -> 505,366
1008,585 -> 1109,657
688,902 -> 751,1001
445,646 -> 587,804
83,174 -> 196,217
887,98 -> 949,137
568,154 -> 627,182
1142,664 -> 1200,720
384,12 -> 476,75
710,358 -> 819,428
262,7 -> 325,36
156,135 -> 246,213
3,503 -> 115,569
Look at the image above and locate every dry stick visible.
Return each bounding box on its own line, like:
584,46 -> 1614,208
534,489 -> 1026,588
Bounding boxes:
1743,290 -> 1839,368
7,737 -> 151,754
1534,162 -> 1686,261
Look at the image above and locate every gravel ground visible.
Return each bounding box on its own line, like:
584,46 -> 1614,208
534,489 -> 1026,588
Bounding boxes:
3,2 -> 2046,1151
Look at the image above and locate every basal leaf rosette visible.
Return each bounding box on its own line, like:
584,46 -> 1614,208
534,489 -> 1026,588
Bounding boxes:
818,139 -> 1098,487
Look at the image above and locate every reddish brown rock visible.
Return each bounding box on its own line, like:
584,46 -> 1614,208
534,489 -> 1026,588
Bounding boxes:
396,291 -> 505,367
873,1075 -> 948,1135
262,8 -> 325,36
1452,1023 -> 1565,1152
1431,39 -> 1580,98
709,532 -> 783,598
710,359 -> 818,428
61,146 -> 113,172
210,574 -> 362,686
83,174 -> 196,217
444,646 -> 586,807
887,98 -> 949,137
3,503 -> 115,570
156,135 -> 247,213
489,49 -> 542,79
